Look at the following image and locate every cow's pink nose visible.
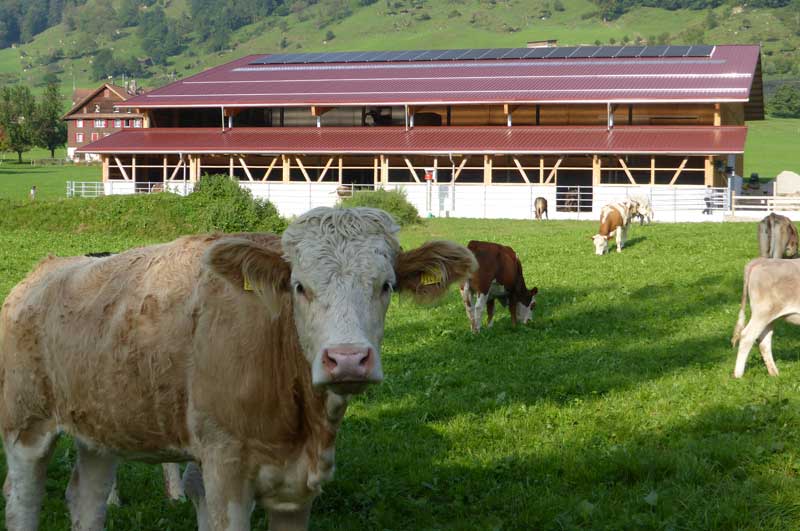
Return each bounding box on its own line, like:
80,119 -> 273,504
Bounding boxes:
322,345 -> 373,380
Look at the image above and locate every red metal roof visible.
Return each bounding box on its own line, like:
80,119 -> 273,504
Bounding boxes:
78,126 -> 747,155
120,45 -> 761,108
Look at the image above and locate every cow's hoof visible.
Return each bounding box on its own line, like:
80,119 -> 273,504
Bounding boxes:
732,371 -> 744,379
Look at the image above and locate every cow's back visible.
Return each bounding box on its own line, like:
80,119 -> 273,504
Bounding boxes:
466,241 -> 518,292
0,235 -> 221,454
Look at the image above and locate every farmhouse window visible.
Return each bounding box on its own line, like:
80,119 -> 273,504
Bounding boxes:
134,119 -> 142,128
76,133 -> 84,143
124,119 -> 131,128
76,119 -> 83,128
91,132 -> 99,141
114,119 -> 122,128
94,119 -> 106,128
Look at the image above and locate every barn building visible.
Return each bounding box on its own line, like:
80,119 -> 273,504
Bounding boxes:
77,44 -> 764,220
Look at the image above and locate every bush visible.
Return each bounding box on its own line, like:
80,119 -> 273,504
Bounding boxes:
338,188 -> 420,226
187,174 -> 287,233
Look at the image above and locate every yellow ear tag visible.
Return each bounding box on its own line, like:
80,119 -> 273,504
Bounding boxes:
243,275 -> 254,291
420,267 -> 443,286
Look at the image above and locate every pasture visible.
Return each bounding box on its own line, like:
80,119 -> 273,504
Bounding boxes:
2,208 -> 800,530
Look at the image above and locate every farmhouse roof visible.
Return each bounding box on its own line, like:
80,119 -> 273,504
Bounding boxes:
64,83 -> 137,120
76,125 -> 747,155
117,45 -> 763,116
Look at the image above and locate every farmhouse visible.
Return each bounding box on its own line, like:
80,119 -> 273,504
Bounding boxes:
77,44 -> 764,219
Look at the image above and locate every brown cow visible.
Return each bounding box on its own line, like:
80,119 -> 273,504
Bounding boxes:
758,213 -> 798,259
592,203 -> 631,255
534,197 -> 548,220
460,241 -> 538,333
0,207 -> 475,531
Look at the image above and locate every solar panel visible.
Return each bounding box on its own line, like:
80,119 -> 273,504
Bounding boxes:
664,45 -> 691,57
477,48 -> 510,60
615,46 -> 645,58
457,49 -> 491,60
686,44 -> 714,57
546,46 -> 577,58
569,46 -> 598,58
413,50 -> 440,61
500,48 -> 530,59
434,49 -> 466,60
592,46 -> 621,58
383,50 -> 413,61
639,45 -> 669,57
369,51 -> 395,62
523,47 -> 552,59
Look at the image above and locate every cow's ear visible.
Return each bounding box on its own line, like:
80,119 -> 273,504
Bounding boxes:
395,241 -> 476,302
205,237 -> 291,309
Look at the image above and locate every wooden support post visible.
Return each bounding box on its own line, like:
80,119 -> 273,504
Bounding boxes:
338,157 -> 343,184
483,155 -> 492,184
617,157 -> 635,185
404,157 -> 420,182
453,158 -> 468,182
131,155 -> 136,182
373,156 -> 378,186
192,156 -> 201,182
163,155 -> 168,182
282,155 -> 290,182
669,157 -> 689,185
380,155 -> 389,184
229,156 -> 234,178
513,157 -> 530,183
317,157 -> 334,182
713,103 -> 721,127
294,157 -> 311,182
704,155 -> 714,187
539,156 -> 544,184
102,156 -> 109,182
545,157 -> 562,184
262,157 -> 278,181
239,157 -> 254,181
592,155 -> 601,186
113,156 -> 129,181
434,157 -> 438,182
650,156 -> 655,185
169,158 -> 185,181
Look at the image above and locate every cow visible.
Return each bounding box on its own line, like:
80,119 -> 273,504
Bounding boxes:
758,213 -> 798,259
0,206 -> 476,531
626,196 -> 653,225
730,258 -> 800,378
592,202 -> 631,255
534,197 -> 548,221
460,241 -> 538,333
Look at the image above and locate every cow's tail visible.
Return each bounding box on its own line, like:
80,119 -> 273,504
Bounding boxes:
732,261 -> 754,347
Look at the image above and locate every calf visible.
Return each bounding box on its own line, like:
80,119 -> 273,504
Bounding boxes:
731,258 -> 800,378
592,203 -> 630,255
460,241 -> 538,333
0,207 -> 475,531
534,197 -> 548,220
627,196 -> 654,225
758,213 -> 798,259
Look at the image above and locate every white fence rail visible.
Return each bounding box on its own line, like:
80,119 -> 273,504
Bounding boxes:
67,181 -> 732,222
731,194 -> 800,220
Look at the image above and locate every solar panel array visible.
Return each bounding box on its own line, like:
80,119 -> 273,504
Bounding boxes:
250,45 -> 714,65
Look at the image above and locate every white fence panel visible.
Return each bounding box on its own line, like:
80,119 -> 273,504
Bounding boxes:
731,195 -> 800,220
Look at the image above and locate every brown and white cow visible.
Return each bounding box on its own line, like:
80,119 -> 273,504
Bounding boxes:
460,241 -> 538,333
534,197 -> 548,221
731,258 -> 800,378
592,202 -> 631,255
0,207 -> 475,531
758,213 -> 798,259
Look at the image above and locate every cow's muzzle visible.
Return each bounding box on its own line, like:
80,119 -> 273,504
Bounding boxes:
319,343 -> 382,394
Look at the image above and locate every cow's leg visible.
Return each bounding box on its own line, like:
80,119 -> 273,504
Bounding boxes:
201,459 -> 254,531
460,282 -> 476,331
268,504 -> 312,531
758,325 -> 779,377
163,463 -> 184,500
3,424 -> 58,531
733,317 -> 769,378
473,293 -> 488,332
66,441 -> 118,531
105,478 -> 121,506
486,299 -> 496,328
182,462 -> 210,531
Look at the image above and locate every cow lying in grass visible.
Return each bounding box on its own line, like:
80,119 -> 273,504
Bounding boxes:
0,207 -> 475,531
592,202 -> 631,255
461,240 -> 538,333
758,213 -> 798,259
731,258 -> 800,378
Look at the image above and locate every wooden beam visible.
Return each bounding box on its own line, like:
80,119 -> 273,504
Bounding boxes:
539,156 -> 544,184
513,157 -> 530,183
592,155 -> 601,186
338,156 -> 343,183
380,155 -> 389,184
618,157 -> 635,184
262,157 -> 278,181
102,155 -> 109,182
282,155 -> 290,182
545,157 -> 562,184
650,156 -> 655,185
404,157 -> 420,182
239,157 -> 254,181
168,157 -> 185,181
483,155 -> 492,184
373,156 -> 378,186
163,155 -> 168,182
131,155 -> 136,182
453,158 -> 468,182
704,155 -> 714,187
294,157 -> 311,182
669,157 -> 689,185
229,156 -> 234,177
311,106 -> 334,116
317,157 -> 335,182
713,103 -> 721,126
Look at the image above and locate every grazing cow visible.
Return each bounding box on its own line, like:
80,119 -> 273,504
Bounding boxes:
592,203 -> 631,255
460,241 -> 538,333
0,207 -> 475,531
534,197 -> 548,220
731,258 -> 800,378
627,195 -> 654,225
758,213 -> 798,259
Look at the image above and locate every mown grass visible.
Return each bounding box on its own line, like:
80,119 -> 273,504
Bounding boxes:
0,147 -> 100,201
2,205 -> 800,529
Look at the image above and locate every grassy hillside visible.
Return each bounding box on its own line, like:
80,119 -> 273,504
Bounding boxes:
0,0 -> 798,101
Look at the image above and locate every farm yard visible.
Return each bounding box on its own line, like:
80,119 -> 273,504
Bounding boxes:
2,194 -> 800,529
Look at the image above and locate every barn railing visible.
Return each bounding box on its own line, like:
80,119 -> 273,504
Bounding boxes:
731,194 -> 800,213
66,181 -> 104,198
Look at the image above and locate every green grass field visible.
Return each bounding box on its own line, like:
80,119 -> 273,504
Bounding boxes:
2,195 -> 800,529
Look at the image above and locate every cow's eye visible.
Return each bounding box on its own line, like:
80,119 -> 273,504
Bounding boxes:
294,283 -> 305,295
382,282 -> 393,294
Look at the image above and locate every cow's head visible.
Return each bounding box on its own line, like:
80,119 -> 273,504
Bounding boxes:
206,207 -> 476,395
515,287 -> 538,324
592,234 -> 609,255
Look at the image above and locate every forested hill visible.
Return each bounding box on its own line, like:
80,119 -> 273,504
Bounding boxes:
0,0 -> 798,102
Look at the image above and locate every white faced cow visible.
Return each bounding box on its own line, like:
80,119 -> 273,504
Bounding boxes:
0,207 -> 475,531
731,257 -> 800,378
592,202 -> 631,255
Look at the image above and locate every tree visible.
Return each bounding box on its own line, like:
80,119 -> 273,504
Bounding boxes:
0,85 -> 36,163
33,83 -> 67,159
769,84 -> 800,118
118,0 -> 140,27
705,9 -> 718,29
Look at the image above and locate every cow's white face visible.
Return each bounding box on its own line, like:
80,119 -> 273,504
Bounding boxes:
206,207 -> 477,396
592,234 -> 608,255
